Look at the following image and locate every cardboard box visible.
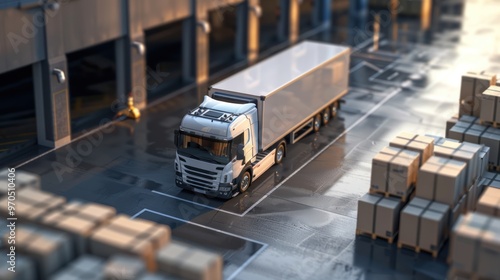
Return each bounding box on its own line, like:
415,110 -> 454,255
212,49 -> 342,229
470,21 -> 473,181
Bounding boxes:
371,147 -> 419,198
371,153 -> 392,191
50,255 -> 105,280
156,242 -> 223,280
104,255 -> 147,280
459,115 -> 478,124
480,132 -> 500,165
0,169 -> 40,196
477,229 -> 500,279
476,187 -> 500,217
459,74 -> 477,117
451,194 -> 468,227
480,89 -> 499,123
416,156 -> 466,206
446,116 -> 459,138
389,133 -> 433,166
479,146 -> 490,176
448,126 -> 466,142
399,198 -> 449,254
419,201 -> 449,253
374,197 -> 403,239
0,188 -> 66,222
89,215 -> 171,272
416,161 -> 441,201
399,198 -> 431,247
2,225 -> 73,279
388,151 -> 419,197
481,86 -> 500,123
356,193 -> 383,234
450,213 -> 491,272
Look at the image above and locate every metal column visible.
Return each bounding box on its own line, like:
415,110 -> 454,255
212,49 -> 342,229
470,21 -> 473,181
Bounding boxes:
34,6 -> 71,148
247,0 -> 261,62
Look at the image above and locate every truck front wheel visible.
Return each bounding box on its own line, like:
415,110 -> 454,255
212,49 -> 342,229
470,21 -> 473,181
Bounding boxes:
238,171 -> 252,193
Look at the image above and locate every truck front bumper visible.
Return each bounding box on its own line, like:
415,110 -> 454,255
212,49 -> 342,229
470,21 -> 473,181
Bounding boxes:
175,176 -> 234,199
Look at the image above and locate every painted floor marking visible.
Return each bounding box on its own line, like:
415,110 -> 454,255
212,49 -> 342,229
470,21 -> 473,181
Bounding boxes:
132,208 -> 268,280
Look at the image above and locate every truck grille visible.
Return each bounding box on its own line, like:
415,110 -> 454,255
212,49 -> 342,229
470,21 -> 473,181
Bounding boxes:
182,165 -> 219,191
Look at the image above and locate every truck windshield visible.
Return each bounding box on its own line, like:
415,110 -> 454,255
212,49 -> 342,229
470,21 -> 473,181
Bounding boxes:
177,132 -> 230,164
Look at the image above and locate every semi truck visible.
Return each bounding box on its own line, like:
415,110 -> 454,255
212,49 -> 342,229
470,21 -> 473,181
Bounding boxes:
174,41 -> 350,199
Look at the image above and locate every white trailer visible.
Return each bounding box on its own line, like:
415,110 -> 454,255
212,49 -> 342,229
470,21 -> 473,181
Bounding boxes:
174,41 -> 350,198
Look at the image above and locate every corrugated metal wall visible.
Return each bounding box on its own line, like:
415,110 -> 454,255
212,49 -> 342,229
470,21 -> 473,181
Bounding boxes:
58,0 -> 126,54
134,0 -> 191,30
0,0 -> 331,150
0,8 -> 45,74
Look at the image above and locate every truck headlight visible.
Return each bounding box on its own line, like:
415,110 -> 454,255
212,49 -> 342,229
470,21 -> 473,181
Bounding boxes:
176,174 -> 182,181
219,186 -> 231,192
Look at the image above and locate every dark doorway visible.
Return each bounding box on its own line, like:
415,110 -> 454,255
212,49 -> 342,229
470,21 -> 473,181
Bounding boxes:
209,3 -> 244,73
0,65 -> 37,159
299,0 -> 316,34
145,19 -> 189,101
67,41 -> 117,135
259,0 -> 286,52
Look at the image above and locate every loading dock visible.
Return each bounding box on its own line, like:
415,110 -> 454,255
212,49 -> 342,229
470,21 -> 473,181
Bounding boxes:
66,41 -> 118,135
145,19 -> 189,100
0,66 -> 37,158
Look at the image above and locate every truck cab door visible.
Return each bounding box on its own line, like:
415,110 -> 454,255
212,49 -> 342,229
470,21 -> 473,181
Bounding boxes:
243,129 -> 253,163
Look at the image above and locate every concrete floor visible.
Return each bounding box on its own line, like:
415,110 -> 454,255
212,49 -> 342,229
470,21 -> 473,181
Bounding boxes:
12,0 -> 500,279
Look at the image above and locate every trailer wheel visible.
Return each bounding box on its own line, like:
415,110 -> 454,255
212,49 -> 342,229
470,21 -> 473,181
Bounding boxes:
322,108 -> 331,125
313,114 -> 321,132
238,170 -> 252,193
275,141 -> 286,164
330,102 -> 338,119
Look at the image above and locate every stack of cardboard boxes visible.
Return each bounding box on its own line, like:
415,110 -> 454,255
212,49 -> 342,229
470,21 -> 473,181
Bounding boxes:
479,85 -> 500,125
0,187 -> 66,223
398,198 -> 449,257
0,188 -> 224,280
448,115 -> 500,169
358,132 -> 490,258
357,133 -> 434,243
370,146 -> 420,200
0,169 -> 40,196
476,187 -> 500,217
449,212 -> 500,279
458,71 -> 497,118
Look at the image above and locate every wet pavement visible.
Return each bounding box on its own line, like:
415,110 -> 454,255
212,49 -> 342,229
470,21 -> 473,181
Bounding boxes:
10,0 -> 500,279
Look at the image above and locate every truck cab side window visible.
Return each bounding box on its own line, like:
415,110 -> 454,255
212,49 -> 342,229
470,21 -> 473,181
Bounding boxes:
231,134 -> 244,159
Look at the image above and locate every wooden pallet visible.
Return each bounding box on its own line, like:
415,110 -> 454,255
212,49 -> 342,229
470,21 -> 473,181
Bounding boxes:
397,240 -> 444,258
486,162 -> 500,172
447,267 -> 486,280
369,186 -> 414,203
480,119 -> 500,128
355,229 -> 398,244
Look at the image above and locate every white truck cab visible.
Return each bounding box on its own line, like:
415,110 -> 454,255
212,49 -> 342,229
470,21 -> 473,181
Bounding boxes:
174,41 -> 350,199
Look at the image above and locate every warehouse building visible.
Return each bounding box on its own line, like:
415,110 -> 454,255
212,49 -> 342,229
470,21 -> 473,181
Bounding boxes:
0,0 -> 342,162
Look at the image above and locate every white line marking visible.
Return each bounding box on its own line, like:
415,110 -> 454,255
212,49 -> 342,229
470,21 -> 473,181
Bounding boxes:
152,190 -> 244,217
132,208 -> 269,280
131,208 -> 146,219
133,208 -> 267,246
240,87 -> 401,216
227,243 -> 269,280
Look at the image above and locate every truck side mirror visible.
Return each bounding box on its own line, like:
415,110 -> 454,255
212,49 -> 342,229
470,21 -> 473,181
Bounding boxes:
174,130 -> 179,146
236,144 -> 245,161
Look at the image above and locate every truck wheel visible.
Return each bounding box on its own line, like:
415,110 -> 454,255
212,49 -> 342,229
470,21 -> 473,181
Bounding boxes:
275,142 -> 286,164
238,171 -> 251,193
330,102 -> 338,119
313,114 -> 321,132
322,108 -> 330,125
